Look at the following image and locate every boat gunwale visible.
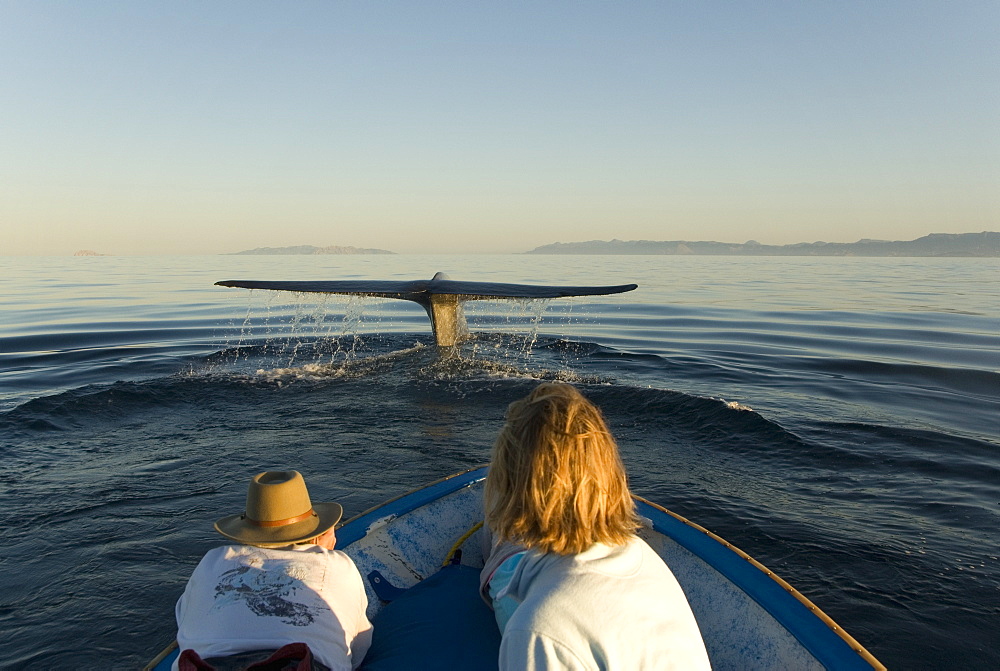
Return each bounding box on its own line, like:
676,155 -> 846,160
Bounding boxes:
334,464 -> 489,548
142,643 -> 177,671
633,494 -> 885,670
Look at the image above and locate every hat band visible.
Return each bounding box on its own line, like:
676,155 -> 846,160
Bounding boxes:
244,508 -> 317,528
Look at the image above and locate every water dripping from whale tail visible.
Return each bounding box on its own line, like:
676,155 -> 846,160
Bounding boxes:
215,272 -> 638,348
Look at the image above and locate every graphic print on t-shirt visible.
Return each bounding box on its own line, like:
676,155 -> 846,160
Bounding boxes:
212,558 -> 331,626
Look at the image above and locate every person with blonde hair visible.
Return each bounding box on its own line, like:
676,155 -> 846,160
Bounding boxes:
481,383 -> 711,670
173,470 -> 372,671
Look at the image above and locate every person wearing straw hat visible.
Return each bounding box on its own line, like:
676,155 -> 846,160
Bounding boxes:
173,470 -> 372,671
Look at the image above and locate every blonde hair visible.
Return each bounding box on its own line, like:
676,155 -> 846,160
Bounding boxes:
484,382 -> 639,555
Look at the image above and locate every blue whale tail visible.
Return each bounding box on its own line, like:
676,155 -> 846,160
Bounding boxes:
216,272 -> 637,347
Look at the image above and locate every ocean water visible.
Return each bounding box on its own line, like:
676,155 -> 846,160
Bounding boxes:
0,254 -> 997,669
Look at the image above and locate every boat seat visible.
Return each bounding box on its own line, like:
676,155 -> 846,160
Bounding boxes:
359,564 -> 501,670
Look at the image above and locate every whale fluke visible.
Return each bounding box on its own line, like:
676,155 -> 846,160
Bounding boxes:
216,272 -> 637,347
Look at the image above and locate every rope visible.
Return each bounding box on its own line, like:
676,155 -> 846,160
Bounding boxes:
442,521 -> 484,566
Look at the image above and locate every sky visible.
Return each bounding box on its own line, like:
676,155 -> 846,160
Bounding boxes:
1,1 -> 997,255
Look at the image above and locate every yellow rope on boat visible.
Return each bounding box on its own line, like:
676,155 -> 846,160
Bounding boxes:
442,521 -> 484,566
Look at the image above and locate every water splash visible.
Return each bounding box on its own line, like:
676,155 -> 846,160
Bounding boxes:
212,291 -> 593,383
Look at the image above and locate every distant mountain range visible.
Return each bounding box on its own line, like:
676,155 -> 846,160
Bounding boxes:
525,232 -> 999,257
231,245 -> 394,255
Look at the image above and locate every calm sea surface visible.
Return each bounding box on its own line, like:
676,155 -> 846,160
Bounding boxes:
0,255 -> 997,669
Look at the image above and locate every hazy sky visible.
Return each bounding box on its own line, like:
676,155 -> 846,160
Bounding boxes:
2,2 -> 997,255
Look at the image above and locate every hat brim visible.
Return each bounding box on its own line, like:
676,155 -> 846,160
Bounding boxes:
214,501 -> 343,548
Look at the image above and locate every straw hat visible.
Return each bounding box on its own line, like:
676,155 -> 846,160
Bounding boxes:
214,471 -> 343,548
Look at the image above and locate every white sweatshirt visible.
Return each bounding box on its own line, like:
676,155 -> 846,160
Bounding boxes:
174,544 -> 372,671
495,537 -> 712,670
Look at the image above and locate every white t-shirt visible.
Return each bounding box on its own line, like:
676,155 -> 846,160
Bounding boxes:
495,537 -> 712,670
174,544 -> 372,671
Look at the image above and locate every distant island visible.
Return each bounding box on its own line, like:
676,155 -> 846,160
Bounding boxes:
231,245 -> 394,255
525,232 -> 999,257
73,250 -> 110,256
